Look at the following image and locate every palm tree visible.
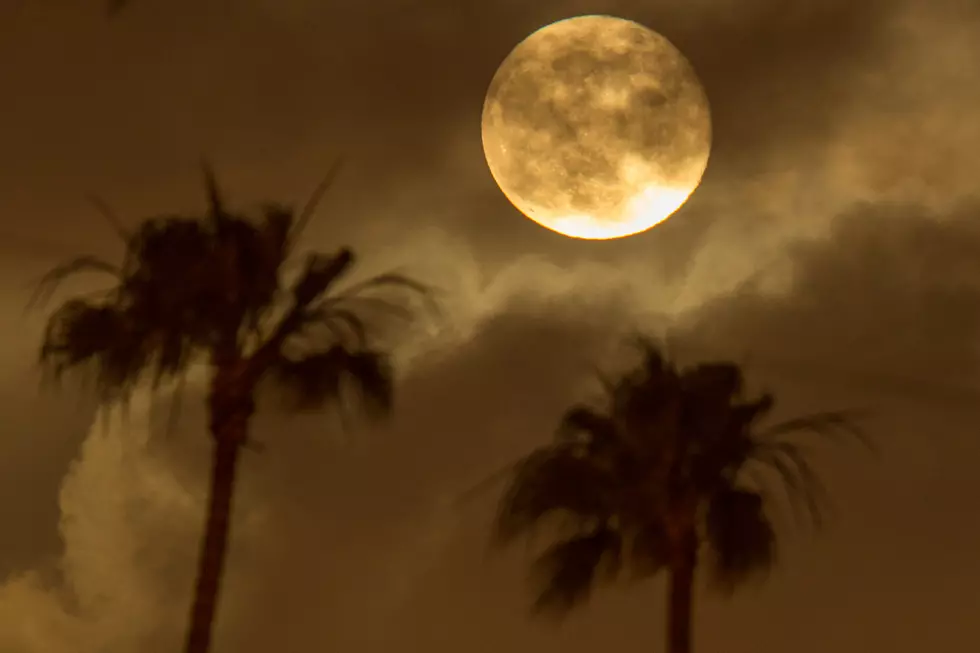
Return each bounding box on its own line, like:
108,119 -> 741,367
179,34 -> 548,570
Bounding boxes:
34,165 -> 431,653
493,338 -> 870,653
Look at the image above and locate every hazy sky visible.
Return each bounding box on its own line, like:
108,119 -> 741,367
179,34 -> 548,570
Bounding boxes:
2,0 -> 979,651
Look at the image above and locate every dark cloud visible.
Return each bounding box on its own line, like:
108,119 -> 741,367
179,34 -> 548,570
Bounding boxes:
684,200 -> 980,391
674,0 -> 893,170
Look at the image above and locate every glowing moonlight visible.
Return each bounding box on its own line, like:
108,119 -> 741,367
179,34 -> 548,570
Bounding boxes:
481,15 -> 712,240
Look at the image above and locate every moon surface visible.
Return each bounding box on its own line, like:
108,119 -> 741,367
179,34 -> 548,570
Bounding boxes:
481,15 -> 712,240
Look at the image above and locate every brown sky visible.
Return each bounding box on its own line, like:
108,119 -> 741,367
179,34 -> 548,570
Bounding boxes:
1,0 -> 980,651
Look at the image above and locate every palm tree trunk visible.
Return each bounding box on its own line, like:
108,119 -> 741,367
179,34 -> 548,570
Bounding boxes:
667,536 -> 697,653
183,432 -> 243,653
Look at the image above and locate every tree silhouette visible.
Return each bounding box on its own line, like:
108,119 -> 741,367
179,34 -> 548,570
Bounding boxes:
34,165 -> 431,653
493,338 -> 871,653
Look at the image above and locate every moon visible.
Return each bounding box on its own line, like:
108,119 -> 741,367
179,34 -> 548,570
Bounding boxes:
481,15 -> 712,240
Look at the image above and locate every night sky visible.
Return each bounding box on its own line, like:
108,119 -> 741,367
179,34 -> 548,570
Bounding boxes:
2,0 -> 979,651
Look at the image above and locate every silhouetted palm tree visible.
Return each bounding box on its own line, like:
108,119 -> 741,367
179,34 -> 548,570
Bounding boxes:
493,338 -> 870,653
34,166 -> 431,653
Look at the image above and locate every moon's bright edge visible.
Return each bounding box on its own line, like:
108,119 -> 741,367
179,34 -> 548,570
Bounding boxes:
481,15 -> 713,240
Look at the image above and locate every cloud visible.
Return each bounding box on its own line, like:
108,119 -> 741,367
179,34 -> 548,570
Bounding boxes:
0,369 -> 269,653
4,0 -> 980,651
364,201 -> 980,653
6,194 -> 980,652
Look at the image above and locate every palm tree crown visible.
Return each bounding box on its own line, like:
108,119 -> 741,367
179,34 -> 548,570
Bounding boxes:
494,339 -> 870,646
36,165 -> 427,418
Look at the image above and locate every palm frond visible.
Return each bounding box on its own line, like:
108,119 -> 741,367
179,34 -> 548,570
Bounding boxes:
530,527 -> 622,616
40,300 -> 148,402
623,334 -> 668,374
27,256 -> 121,309
749,441 -> 828,529
291,250 -> 356,306
116,219 -> 223,351
730,394 -> 775,430
119,210 -> 288,350
271,352 -> 344,411
121,215 -> 213,281
704,486 -> 777,595
555,405 -> 619,448
40,300 -> 113,370
256,203 -> 294,271
201,159 -> 229,225
287,156 -> 347,255
605,348 -> 681,440
677,363 -> 749,447
300,306 -> 370,348
494,447 -> 617,545
163,372 -> 188,438
454,459 -> 524,507
151,330 -> 196,388
339,348 -> 394,417
274,271 -> 433,355
682,361 -> 745,398
553,404 -> 647,482
759,409 -> 874,451
252,250 -> 432,393
83,193 -> 130,242
327,272 -> 434,307
269,345 -> 393,418
687,393 -> 775,491
329,294 -> 419,322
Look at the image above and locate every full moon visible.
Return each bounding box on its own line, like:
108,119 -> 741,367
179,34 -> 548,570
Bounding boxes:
481,15 -> 712,240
